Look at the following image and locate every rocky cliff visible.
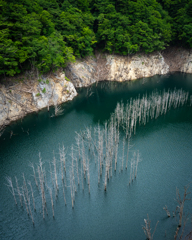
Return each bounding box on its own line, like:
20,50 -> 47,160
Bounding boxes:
65,48 -> 192,88
1,47 -> 192,131
0,72 -> 77,132
65,51 -> 169,87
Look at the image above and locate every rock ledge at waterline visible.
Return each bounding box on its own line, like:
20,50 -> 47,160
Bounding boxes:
0,73 -> 77,128
65,51 -> 169,87
1,47 -> 192,128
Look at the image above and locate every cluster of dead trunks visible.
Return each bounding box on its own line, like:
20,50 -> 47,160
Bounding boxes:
5,89 -> 191,239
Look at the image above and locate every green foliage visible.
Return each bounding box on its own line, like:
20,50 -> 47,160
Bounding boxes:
42,88 -> 46,93
36,92 -> 40,97
0,0 -> 75,76
65,76 -> 70,81
57,8 -> 96,57
157,0 -> 192,46
95,0 -> 171,54
0,0 -> 192,77
31,32 -> 74,73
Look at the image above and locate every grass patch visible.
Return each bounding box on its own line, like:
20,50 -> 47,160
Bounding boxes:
65,76 -> 70,81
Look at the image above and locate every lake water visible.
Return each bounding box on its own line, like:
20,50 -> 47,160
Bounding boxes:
0,73 -> 192,240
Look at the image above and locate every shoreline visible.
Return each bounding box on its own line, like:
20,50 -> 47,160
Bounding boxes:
1,47 -> 192,132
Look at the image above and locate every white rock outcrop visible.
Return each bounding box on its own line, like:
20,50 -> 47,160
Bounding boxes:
107,52 -> 169,81
65,52 -> 169,87
181,52 -> 192,73
0,72 -> 77,128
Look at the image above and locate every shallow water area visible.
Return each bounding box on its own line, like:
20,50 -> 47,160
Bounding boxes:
0,73 -> 192,240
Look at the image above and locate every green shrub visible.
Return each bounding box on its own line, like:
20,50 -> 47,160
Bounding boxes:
65,76 -> 70,81
42,88 -> 46,93
36,93 -> 40,97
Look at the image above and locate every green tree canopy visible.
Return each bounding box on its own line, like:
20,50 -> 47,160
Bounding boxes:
0,0 -> 191,77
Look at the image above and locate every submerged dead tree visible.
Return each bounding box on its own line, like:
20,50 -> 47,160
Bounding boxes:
135,150 -> 141,178
75,134 -> 81,161
125,138 -> 131,169
28,196 -> 34,225
15,176 -> 22,207
75,157 -> 79,186
176,186 -> 191,228
22,187 -> 29,215
52,151 -> 58,191
81,160 -> 84,191
121,137 -> 125,171
81,139 -> 86,179
62,179 -> 67,205
87,156 -> 90,194
28,181 -> 36,211
104,151 -> 110,191
71,145 -> 76,193
70,171 -> 75,208
37,165 -> 46,219
48,187 -> 54,218
23,173 -> 29,205
114,124 -> 119,172
142,214 -> 159,240
112,89 -> 190,140
49,161 -> 54,187
6,176 -> 17,205
163,205 -> 170,217
29,162 -> 38,188
51,104 -> 64,117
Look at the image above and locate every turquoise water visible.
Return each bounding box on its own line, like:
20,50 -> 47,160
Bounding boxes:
0,73 -> 192,239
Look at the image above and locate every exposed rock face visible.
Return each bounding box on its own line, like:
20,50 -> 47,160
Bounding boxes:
162,47 -> 192,73
107,52 -> 169,81
65,52 -> 169,87
0,72 -> 77,129
65,49 -> 192,88
65,56 -> 97,87
31,73 -> 77,109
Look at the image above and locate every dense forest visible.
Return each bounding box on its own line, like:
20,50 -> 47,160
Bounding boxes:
0,0 -> 192,77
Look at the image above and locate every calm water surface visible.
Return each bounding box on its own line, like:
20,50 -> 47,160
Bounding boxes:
0,73 -> 192,240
